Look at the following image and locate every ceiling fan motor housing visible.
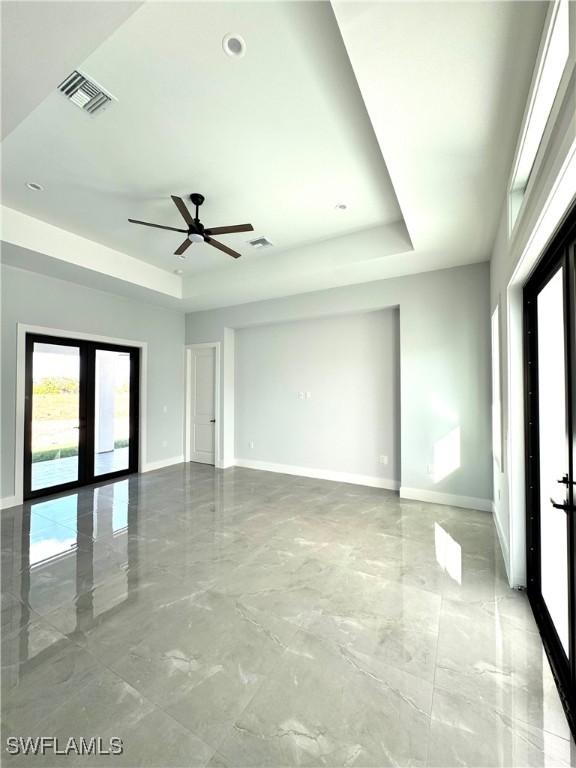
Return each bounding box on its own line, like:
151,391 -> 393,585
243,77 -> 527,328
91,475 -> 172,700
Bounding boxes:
189,193 -> 206,238
128,192 -> 253,259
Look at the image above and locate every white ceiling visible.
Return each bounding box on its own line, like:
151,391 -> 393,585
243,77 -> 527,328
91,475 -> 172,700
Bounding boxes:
0,1 -> 142,140
1,2 -> 403,272
0,1 -> 546,311
332,0 -> 547,265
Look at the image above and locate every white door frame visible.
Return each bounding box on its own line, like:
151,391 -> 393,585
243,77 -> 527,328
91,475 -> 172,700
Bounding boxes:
10,323 -> 148,509
185,343 -> 222,468
506,141 -> 576,587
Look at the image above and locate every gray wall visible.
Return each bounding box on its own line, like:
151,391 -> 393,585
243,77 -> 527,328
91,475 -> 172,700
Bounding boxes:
187,262 -> 492,505
1,264 -> 185,501
235,309 -> 400,483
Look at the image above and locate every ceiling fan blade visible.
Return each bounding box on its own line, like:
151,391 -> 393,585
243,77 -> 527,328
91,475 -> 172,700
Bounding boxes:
206,237 -> 241,259
204,224 -> 254,236
128,218 -> 188,233
171,195 -> 195,227
174,239 -> 192,256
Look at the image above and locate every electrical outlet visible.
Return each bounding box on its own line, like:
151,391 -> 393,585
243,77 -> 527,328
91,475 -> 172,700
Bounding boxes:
162,440 -> 168,448
427,463 -> 433,475
298,391 -> 305,400
305,391 -> 311,399
249,441 -> 255,449
379,455 -> 388,465
163,405 -> 168,414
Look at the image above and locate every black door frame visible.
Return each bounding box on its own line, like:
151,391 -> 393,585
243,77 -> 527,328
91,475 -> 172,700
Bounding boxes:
24,333 -> 140,500
524,205 -> 576,736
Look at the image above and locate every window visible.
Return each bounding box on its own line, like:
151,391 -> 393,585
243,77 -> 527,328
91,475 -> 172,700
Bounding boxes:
508,0 -> 570,233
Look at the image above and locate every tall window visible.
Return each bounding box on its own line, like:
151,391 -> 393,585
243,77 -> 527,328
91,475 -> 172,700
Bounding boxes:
508,0 -> 570,233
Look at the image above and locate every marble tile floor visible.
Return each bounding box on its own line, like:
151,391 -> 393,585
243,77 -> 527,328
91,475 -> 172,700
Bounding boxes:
1,463 -> 574,767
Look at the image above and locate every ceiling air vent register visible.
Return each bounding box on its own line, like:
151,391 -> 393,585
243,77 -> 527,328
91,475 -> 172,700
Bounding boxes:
248,237 -> 273,249
58,71 -> 114,115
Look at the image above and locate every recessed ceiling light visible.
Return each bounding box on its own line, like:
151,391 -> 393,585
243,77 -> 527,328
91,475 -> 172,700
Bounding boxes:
26,182 -> 44,191
223,33 -> 246,58
334,203 -> 347,211
173,268 -> 184,275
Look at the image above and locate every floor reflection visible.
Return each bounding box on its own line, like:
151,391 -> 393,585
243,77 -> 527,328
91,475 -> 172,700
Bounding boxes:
434,521 -> 462,584
2,479 -> 138,679
29,512 -> 77,567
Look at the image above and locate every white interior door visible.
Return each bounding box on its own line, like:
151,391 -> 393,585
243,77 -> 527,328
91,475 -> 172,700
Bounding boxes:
189,347 -> 216,465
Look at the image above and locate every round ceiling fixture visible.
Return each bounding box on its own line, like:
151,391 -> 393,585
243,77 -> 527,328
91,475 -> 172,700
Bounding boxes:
189,232 -> 204,243
26,182 -> 44,191
334,203 -> 347,211
173,268 -> 184,275
223,33 -> 246,58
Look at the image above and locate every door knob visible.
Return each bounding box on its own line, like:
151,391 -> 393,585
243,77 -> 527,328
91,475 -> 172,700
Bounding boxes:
550,497 -> 575,513
557,474 -> 574,485
210,419 -> 216,423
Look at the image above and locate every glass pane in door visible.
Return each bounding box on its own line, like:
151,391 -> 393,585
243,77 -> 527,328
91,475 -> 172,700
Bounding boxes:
31,343 -> 81,491
94,350 -> 131,476
537,267 -> 569,655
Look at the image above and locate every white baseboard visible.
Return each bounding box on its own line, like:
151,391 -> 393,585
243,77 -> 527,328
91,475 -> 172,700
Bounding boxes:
233,458 -> 400,490
399,486 -> 492,512
216,459 -> 236,470
0,495 -> 21,511
142,455 -> 184,473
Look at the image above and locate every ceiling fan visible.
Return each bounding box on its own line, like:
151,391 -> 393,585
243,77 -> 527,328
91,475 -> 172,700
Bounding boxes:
128,193 -> 254,259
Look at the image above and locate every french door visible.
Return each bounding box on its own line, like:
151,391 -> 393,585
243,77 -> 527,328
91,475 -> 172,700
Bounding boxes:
525,206 -> 576,734
24,334 -> 139,500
